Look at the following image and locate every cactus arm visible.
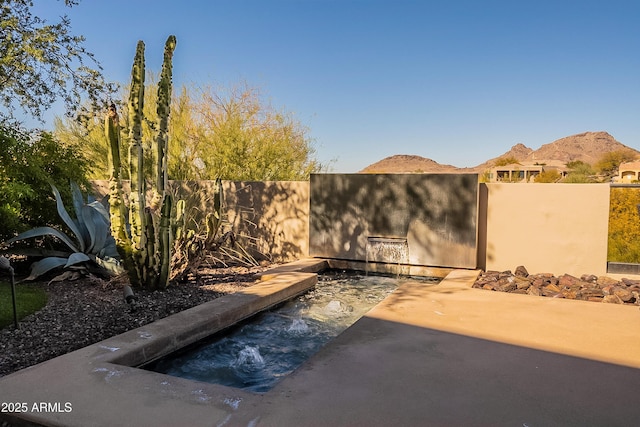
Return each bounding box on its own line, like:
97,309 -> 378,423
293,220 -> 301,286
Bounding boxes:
157,194 -> 173,288
104,106 -> 135,284
128,40 -> 147,284
105,104 -> 122,180
156,35 -> 176,196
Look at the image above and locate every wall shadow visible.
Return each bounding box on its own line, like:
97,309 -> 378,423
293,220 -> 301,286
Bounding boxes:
309,174 -> 478,268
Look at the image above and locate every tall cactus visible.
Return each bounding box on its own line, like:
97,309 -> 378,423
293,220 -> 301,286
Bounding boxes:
105,35 -> 177,289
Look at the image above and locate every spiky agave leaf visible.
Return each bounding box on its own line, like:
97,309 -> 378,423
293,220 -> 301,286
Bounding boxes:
81,201 -> 111,254
51,184 -> 86,253
5,226 -> 80,253
24,257 -> 71,281
70,182 -> 87,229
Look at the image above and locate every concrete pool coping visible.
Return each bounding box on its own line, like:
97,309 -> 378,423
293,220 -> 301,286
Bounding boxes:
1,260 -> 640,426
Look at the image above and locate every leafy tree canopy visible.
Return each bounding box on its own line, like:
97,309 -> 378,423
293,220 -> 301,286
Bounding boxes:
0,124 -> 90,240
562,160 -> 596,183
0,0 -> 115,122
595,150 -> 638,177
494,156 -> 520,167
55,79 -> 327,181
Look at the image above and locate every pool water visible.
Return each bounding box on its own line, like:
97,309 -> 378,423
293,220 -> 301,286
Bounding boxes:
146,272 -> 438,392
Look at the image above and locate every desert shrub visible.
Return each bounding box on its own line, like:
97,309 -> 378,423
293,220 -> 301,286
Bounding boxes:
0,124 -> 90,240
534,170 -> 561,183
493,156 -> 520,167
595,150 -> 638,178
608,187 -> 640,263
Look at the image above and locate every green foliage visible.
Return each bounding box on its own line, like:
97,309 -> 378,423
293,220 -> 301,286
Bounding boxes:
561,173 -> 593,183
493,156 -> 520,167
2,183 -> 122,281
534,170 -> 561,183
0,281 -> 47,329
53,115 -> 114,179
562,161 -> 596,183
181,83 -> 324,180
55,80 -> 326,181
595,150 -> 638,176
607,187 -> 640,263
0,124 -> 90,240
0,0 -> 115,121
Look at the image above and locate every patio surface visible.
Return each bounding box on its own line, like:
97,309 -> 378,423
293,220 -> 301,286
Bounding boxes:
1,261 -> 640,426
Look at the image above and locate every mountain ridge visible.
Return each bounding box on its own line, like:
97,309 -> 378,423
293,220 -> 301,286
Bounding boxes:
360,131 -> 639,173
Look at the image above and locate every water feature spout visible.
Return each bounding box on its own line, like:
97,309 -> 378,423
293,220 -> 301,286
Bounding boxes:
365,236 -> 410,275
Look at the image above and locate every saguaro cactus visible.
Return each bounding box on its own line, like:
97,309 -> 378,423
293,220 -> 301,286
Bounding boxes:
105,35 -> 177,289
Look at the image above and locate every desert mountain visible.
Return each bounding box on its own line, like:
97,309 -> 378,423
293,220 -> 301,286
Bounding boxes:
361,155 -> 463,173
360,131 -> 640,173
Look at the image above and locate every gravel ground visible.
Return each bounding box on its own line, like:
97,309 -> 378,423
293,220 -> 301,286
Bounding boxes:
0,263 -> 276,377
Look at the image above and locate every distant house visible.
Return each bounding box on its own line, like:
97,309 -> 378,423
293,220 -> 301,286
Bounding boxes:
616,161 -> 640,183
487,160 -> 568,183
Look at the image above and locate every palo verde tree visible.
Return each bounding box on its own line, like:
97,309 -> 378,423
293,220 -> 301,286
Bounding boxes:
0,0 -> 115,122
595,149 -> 638,179
55,80 -> 325,181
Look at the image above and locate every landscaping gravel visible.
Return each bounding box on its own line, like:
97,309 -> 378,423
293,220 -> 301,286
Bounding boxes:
0,264 -> 275,377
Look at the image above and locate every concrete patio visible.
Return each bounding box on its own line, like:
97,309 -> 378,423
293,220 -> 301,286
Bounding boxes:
1,262 -> 640,426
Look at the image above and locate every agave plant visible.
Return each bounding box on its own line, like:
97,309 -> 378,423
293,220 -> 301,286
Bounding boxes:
1,183 -> 122,281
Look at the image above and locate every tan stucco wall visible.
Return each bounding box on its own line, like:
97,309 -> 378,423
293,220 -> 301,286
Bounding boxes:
480,183 -> 610,276
223,181 -> 309,262
92,179 -> 615,275
90,180 -> 310,263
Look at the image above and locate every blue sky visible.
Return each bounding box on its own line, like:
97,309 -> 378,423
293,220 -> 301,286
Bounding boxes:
30,0 -> 640,172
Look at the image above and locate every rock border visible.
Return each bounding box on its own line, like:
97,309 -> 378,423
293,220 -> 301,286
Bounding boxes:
473,265 -> 640,305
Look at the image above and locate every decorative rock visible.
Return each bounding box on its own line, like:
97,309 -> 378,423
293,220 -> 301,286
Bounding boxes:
542,283 -> 561,296
558,274 -> 580,288
580,288 -> 605,299
496,277 -> 516,292
612,286 -> 633,302
602,294 -> 624,304
514,276 -> 531,290
473,266 -> 639,306
515,265 -> 529,277
597,276 -> 619,287
527,286 -> 542,297
621,278 -> 640,287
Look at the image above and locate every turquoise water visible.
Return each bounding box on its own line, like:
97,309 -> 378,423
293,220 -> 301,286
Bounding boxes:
147,272 -> 438,392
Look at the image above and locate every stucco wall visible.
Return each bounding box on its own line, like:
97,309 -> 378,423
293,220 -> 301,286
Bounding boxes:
480,183 -> 611,276
90,180 -> 310,263
91,179 -> 614,275
222,181 -> 309,262
309,174 -> 478,269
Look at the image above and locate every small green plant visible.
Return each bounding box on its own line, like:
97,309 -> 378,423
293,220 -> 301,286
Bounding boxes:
0,280 -> 47,329
0,125 -> 90,240
1,183 -> 121,281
